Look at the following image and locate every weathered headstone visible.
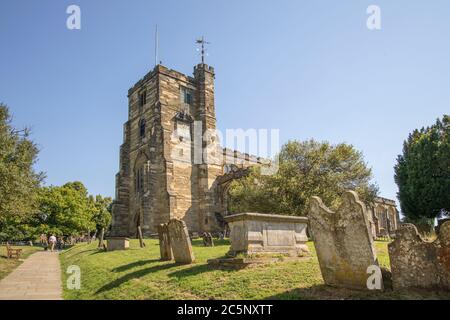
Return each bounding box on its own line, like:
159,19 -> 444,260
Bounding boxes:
167,219 -> 195,264
309,191 -> 382,290
98,228 -> 105,248
388,222 -> 450,290
137,225 -> 146,248
157,223 -> 173,261
202,232 -> 214,247
436,218 -> 450,235
87,231 -> 92,244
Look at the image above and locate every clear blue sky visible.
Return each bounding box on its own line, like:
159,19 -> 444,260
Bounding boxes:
1,1 -> 448,205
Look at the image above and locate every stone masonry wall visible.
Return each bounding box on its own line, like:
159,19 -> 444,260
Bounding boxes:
112,64 -> 266,237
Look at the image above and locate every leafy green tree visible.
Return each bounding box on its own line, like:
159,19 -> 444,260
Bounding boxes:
0,104 -> 44,220
0,215 -> 30,241
394,115 -> 449,231
91,195 -> 112,231
0,213 -> 43,242
228,139 -> 378,215
37,182 -> 96,236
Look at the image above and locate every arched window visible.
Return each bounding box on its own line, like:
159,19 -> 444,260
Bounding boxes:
135,167 -> 144,194
134,152 -> 149,196
139,91 -> 147,107
139,119 -> 146,140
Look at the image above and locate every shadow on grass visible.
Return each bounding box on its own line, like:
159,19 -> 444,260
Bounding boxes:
96,262 -> 178,294
263,284 -> 450,300
167,262 -> 235,279
63,248 -> 98,259
262,284 -> 369,300
262,284 -> 385,300
168,264 -> 211,279
96,260 -> 228,295
112,259 -> 161,273
89,249 -> 115,255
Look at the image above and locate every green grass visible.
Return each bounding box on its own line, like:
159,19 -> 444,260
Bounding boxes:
0,245 -> 43,280
374,240 -> 390,269
59,240 -> 450,300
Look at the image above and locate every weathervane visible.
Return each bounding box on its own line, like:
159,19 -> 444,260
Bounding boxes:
196,36 -> 210,64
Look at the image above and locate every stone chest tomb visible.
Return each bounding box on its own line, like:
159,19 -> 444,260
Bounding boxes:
106,237 -> 130,251
224,213 -> 309,257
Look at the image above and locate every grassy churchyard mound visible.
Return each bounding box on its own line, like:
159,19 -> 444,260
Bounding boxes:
59,239 -> 450,300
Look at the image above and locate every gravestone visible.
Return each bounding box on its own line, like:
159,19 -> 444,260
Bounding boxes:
436,218 -> 450,235
309,190 -> 381,290
137,225 -> 146,248
157,223 -> 173,261
388,222 -> 450,290
167,219 -> 195,264
202,232 -> 214,247
98,228 -> 105,248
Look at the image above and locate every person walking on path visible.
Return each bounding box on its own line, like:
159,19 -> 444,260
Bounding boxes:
57,236 -> 65,251
49,234 -> 57,252
40,234 -> 48,247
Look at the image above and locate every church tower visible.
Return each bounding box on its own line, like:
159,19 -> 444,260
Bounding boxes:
193,63 -> 224,231
111,61 -> 222,237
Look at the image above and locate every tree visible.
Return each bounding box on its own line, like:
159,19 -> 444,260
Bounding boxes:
0,104 -> 44,220
37,182 -> 96,236
0,178 -> 112,240
0,212 -> 44,242
228,139 -> 378,215
394,115 -> 449,231
91,195 -> 112,231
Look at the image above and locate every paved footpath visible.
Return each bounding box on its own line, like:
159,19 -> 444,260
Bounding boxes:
0,251 -> 62,300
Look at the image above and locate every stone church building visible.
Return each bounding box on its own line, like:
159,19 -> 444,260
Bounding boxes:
110,62 -> 400,239
111,63 -> 262,237
367,197 -> 400,239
